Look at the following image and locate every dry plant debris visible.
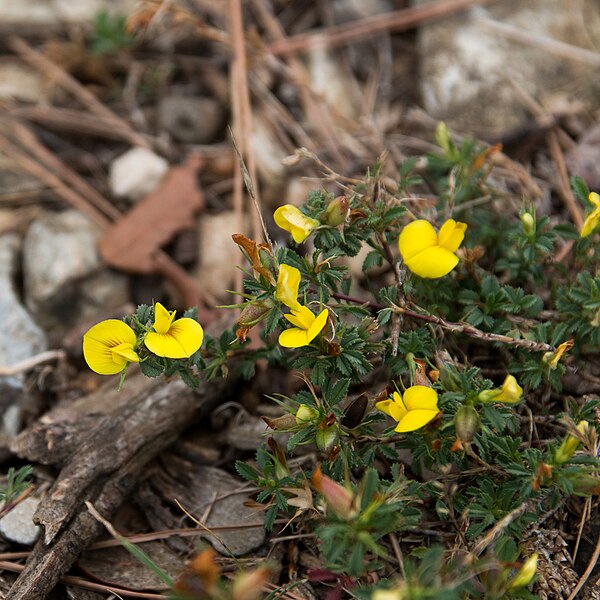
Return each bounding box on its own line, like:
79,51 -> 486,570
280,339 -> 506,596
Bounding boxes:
0,1 -> 598,599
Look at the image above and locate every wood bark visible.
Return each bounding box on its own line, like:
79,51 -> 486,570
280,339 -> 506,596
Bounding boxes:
6,369 -> 235,600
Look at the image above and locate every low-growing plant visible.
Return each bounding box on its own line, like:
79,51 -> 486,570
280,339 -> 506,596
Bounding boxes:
82,129 -> 600,598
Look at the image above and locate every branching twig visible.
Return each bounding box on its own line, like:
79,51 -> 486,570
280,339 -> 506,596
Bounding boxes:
331,291 -> 555,352
468,495 -> 545,560
0,350 -> 66,376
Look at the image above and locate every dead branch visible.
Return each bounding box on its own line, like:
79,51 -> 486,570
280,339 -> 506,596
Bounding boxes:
6,369 -> 236,600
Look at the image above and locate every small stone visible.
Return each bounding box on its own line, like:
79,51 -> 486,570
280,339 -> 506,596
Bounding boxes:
159,96 -> 225,144
251,114 -> 287,183
22,210 -> 129,340
109,147 -> 169,201
0,497 -> 41,546
194,211 -> 240,300
186,466 -> 265,556
0,0 -> 136,24
24,211 -> 100,311
0,233 -> 47,408
0,61 -> 43,103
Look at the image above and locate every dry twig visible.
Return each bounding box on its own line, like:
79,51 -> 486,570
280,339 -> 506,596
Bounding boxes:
267,0 -> 497,56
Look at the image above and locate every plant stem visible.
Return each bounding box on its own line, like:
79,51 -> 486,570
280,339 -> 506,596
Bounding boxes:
331,292 -> 554,353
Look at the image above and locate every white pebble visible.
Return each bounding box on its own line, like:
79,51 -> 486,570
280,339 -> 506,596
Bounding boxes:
109,147 -> 169,201
0,497 -> 41,546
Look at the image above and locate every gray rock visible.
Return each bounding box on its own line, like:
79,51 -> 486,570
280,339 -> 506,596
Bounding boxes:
24,211 -> 100,309
0,233 -> 47,411
194,211 -> 240,301
222,414 -> 269,451
22,210 -> 129,339
0,0 -> 137,24
0,497 -> 41,546
159,96 -> 225,144
186,466 -> 265,556
417,0 -> 600,137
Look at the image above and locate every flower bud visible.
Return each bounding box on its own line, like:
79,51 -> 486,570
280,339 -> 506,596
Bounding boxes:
295,404 -> 318,424
372,590 -> 403,600
237,299 -> 274,328
507,553 -> 538,589
454,405 -> 480,443
263,414 -> 297,431
316,425 -> 338,453
311,464 -> 357,518
555,420 -> 590,465
267,437 -> 289,480
435,121 -> 452,154
521,211 -> 536,237
325,196 -> 349,226
232,566 -> 271,600
570,473 -> 600,496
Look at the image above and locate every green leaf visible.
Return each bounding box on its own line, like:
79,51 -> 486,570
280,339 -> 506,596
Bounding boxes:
139,359 -> 163,378
362,250 -> 384,272
235,461 -> 258,482
571,175 -> 590,205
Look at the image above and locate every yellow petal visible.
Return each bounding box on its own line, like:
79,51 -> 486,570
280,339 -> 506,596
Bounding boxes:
377,392 -> 407,422
284,311 -> 308,329
395,409 -> 439,432
145,318 -> 203,358
274,205 -> 319,243
153,302 -> 176,334
278,327 -> 309,348
497,374 -> 522,403
438,219 -> 467,252
111,342 -> 140,364
306,308 -> 328,343
286,305 -> 316,330
83,319 -> 138,375
589,192 -> 600,207
580,206 -> 600,238
276,264 -> 301,309
375,399 -> 395,417
403,386 -> 439,411
398,220 -> 438,261
404,246 -> 459,278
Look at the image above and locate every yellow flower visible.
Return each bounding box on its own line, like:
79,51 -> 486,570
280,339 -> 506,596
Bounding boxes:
543,339 -> 574,370
276,264 -> 301,310
376,386 -> 440,433
507,553 -> 538,589
555,420 -> 590,465
274,204 -> 319,243
279,305 -> 328,348
83,319 -> 140,375
478,375 -> 523,404
398,219 -> 467,278
144,302 -> 204,358
581,192 -> 600,238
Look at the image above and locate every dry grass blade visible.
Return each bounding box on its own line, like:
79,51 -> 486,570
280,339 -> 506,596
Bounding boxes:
267,0 -> 497,56
7,36 -> 150,149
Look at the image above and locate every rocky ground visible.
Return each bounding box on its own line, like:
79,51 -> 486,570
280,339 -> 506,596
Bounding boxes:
0,0 -> 599,598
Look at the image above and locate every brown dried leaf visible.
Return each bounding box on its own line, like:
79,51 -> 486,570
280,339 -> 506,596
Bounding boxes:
231,233 -> 275,285
99,155 -> 204,273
